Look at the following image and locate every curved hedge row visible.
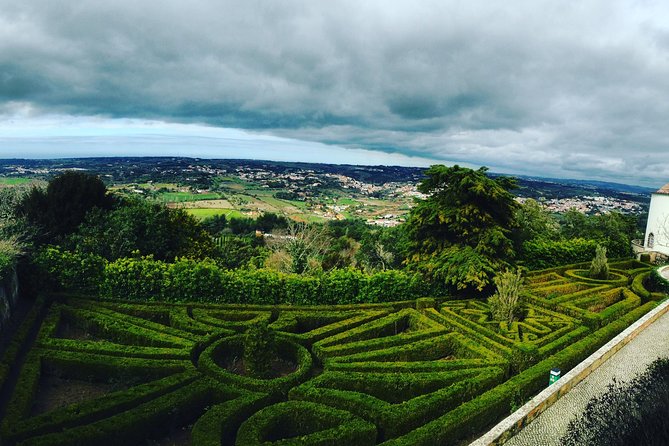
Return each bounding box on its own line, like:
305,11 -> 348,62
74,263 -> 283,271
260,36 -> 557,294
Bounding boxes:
1,258 -> 664,446
235,401 -> 377,446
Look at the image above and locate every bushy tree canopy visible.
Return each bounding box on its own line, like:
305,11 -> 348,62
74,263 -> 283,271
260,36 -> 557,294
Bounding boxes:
68,198 -> 215,261
19,171 -> 113,242
406,165 -> 519,292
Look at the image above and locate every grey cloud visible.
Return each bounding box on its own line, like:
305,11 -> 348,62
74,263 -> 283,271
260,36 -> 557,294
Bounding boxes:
2,0 -> 669,185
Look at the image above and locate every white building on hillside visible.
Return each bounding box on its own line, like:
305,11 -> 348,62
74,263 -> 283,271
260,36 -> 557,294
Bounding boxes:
642,183 -> 669,258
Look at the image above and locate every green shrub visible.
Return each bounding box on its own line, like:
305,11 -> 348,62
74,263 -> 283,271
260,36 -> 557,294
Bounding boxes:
290,366 -> 505,440
16,379 -> 215,446
191,392 -> 271,446
488,269 -> 524,324
101,255 -> 167,301
34,249 -> 441,305
589,245 -> 610,280
320,268 -> 367,304
244,322 -> 277,379
34,246 -> 106,293
650,267 -> 669,294
360,270 -> 427,303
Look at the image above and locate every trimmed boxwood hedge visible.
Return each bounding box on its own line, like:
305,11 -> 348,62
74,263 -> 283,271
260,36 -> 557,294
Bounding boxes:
235,401 -> 377,446
197,334 -> 313,396
35,247 -> 439,305
290,366 -> 505,440
381,302 -> 658,446
1,258 -> 663,446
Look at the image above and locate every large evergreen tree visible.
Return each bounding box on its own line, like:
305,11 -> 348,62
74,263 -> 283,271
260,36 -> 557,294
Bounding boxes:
406,165 -> 519,292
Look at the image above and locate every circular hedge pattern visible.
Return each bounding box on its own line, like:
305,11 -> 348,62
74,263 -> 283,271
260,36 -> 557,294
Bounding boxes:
0,259 -> 659,445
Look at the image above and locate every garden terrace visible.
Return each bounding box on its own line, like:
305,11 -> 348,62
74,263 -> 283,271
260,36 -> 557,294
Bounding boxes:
0,260 -> 663,445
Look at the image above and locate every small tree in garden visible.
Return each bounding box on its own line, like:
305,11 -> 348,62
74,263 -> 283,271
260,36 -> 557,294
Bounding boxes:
243,322 -> 276,379
488,269 -> 524,324
589,245 -> 609,280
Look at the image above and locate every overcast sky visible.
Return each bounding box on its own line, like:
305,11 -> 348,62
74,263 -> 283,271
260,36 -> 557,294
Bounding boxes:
2,1 -> 669,186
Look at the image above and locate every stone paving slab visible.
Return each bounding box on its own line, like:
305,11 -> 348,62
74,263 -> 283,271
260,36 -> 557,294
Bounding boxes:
503,302 -> 669,446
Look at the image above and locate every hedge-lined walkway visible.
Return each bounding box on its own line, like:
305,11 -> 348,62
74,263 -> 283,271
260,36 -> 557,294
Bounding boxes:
505,301 -> 669,446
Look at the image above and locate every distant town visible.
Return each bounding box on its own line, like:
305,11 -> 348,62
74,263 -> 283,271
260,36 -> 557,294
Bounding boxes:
0,157 -> 653,226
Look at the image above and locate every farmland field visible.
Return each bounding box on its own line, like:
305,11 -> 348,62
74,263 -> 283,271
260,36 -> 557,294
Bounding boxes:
0,178 -> 36,186
0,260 -> 663,445
186,208 -> 246,220
157,191 -> 222,202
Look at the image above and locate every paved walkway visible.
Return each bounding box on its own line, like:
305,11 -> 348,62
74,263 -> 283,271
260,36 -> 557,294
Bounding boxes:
505,307 -> 669,446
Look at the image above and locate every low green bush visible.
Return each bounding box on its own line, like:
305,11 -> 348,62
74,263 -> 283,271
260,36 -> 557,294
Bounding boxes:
312,309 -> 447,361
8,371 -> 200,443
270,310 -> 386,347
34,247 -> 106,293
424,308 -> 513,357
1,354 -> 41,436
0,297 -> 45,390
650,267 -> 669,294
244,322 -> 277,379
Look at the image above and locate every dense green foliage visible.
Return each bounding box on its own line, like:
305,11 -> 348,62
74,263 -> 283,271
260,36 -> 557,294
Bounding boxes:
649,267 -> 669,294
0,187 -> 33,279
521,238 -> 598,270
11,167 -> 644,301
34,246 -> 432,304
18,171 -> 112,242
589,245 -> 610,280
560,209 -> 637,258
515,199 -> 639,270
488,269 -> 524,324
67,198 -> 216,261
405,165 -> 519,292
243,323 -> 277,379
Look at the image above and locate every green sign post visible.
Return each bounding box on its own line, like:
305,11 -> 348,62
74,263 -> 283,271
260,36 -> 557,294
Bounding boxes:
549,368 -> 561,385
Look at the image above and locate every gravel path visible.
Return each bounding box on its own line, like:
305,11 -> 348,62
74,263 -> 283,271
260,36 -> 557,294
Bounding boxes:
504,308 -> 669,446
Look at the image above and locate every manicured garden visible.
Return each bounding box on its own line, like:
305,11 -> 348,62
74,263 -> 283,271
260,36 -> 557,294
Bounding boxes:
0,259 -> 663,445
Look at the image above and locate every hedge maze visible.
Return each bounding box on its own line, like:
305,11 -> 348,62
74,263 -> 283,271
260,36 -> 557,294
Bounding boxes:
0,260 -> 664,445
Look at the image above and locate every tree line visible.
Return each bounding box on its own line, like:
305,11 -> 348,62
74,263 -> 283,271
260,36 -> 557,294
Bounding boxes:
0,166 -> 641,297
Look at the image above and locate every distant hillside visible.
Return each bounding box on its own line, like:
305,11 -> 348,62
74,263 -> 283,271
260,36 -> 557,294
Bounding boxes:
0,157 -> 654,204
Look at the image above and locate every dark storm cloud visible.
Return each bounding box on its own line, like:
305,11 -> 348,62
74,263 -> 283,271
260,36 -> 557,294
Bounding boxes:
2,0 -> 669,185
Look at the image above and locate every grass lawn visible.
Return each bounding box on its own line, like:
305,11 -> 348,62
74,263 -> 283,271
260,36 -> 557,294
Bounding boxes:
158,192 -> 221,202
186,208 -> 246,220
0,177 -> 33,185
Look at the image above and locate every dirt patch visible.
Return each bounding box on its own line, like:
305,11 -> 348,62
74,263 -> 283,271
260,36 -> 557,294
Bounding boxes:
31,375 -> 127,416
55,322 -> 101,341
146,425 -> 192,446
223,356 -> 297,378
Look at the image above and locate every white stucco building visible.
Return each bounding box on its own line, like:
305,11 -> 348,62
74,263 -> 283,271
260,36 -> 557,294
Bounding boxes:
642,183 -> 669,257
